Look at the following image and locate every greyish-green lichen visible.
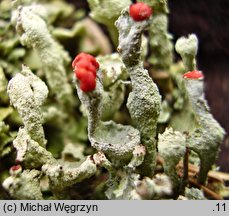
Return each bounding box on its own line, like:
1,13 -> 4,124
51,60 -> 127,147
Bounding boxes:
7,65 -> 48,147
75,77 -> 103,137
175,34 -> 225,184
12,126 -> 98,199
116,9 -> 161,176
92,121 -> 141,166
6,64 -> 101,198
148,14 -> 173,69
105,172 -> 140,200
42,155 -> 97,199
14,4 -> 74,107
96,53 -> 128,120
169,62 -> 198,133
97,53 -> 128,87
87,0 -> 131,46
105,145 -> 146,199
0,0 -> 26,77
140,0 -> 173,69
94,146 -> 145,200
13,128 -> 55,168
184,79 -> 225,184
75,67 -> 141,167
135,174 -> 172,199
175,34 -> 198,71
74,53 -> 146,199
3,168 -> 43,200
158,128 -> 186,192
181,187 -> 206,200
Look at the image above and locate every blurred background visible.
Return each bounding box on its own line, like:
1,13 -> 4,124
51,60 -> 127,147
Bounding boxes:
70,0 -> 229,173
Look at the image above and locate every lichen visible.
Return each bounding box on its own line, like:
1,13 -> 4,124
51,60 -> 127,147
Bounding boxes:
135,174 -> 172,199
7,65 -> 48,147
74,51 -> 145,199
148,14 -> 173,69
175,34 -> 198,71
87,0 -> 131,46
140,0 -> 174,70
14,4 -> 74,108
42,156 -> 97,199
184,79 -> 225,184
3,168 -> 43,200
116,8 -> 161,176
158,128 -> 186,192
184,187 -> 206,200
175,35 -> 225,184
96,53 -> 128,120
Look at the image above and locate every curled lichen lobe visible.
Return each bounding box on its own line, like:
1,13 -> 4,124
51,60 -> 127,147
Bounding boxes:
72,52 -> 99,92
183,70 -> 204,80
129,2 -> 153,22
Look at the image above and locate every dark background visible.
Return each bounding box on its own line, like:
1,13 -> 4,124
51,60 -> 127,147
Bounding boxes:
70,0 -> 229,173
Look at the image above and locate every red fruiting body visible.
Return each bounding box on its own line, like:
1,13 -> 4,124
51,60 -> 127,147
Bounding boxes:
72,52 -> 99,70
88,57 -> 99,70
72,52 -> 87,68
75,67 -> 87,80
72,52 -> 99,92
74,60 -> 97,76
79,70 -> 96,83
79,72 -> 96,92
129,2 -> 152,22
75,68 -> 96,81
183,70 -> 204,79
10,165 -> 21,171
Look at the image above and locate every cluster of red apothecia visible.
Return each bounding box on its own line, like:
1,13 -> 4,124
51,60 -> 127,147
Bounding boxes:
72,52 -> 99,92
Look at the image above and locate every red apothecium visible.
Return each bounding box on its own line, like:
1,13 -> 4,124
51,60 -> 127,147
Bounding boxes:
10,165 -> 21,171
183,70 -> 204,79
79,72 -> 96,92
129,2 -> 153,22
72,52 -> 99,70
